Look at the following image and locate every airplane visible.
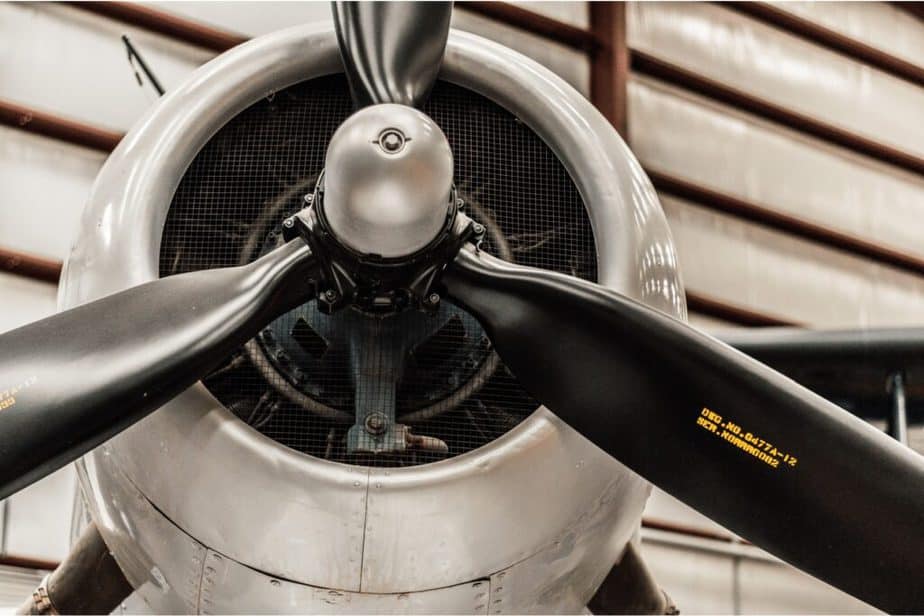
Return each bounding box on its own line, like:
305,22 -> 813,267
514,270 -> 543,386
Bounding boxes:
5,2 -> 923,613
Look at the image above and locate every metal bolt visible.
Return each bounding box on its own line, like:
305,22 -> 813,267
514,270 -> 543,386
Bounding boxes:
324,289 -> 338,302
377,128 -> 407,154
427,292 -> 440,305
283,217 -> 294,228
472,223 -> 485,234
303,193 -> 314,204
364,412 -> 387,435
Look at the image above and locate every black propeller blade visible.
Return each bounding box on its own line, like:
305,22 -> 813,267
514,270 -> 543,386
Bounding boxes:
0,240 -> 317,499
442,245 -> 924,613
332,1 -> 452,108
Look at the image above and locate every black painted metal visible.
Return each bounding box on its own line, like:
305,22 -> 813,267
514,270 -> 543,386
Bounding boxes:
122,34 -> 165,96
0,240 -> 318,499
332,1 -> 452,108
18,523 -> 132,614
442,246 -> 924,613
721,327 -> 924,407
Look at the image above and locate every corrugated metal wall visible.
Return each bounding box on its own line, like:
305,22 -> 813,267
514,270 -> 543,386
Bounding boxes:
0,2 -> 920,613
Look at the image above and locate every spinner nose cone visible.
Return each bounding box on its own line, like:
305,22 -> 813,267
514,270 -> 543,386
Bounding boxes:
322,104 -> 454,258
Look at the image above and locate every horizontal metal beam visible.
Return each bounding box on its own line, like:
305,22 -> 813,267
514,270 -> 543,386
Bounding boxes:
686,292 -> 799,327
642,516 -> 741,544
0,99 -> 121,153
0,248 -> 62,285
66,1 -> 246,53
0,554 -> 59,571
640,527 -> 779,563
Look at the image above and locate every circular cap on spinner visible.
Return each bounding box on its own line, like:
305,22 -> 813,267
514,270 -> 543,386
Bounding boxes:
322,104 -> 454,258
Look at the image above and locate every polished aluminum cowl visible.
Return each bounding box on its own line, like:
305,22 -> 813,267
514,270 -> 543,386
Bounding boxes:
63,24 -> 685,614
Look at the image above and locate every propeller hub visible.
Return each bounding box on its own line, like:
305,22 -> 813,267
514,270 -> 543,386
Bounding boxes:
322,104 -> 454,259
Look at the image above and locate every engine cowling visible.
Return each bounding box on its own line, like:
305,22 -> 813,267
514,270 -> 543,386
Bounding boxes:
65,24 -> 684,613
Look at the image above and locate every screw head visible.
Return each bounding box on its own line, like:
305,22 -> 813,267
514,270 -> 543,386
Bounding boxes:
377,128 -> 407,154
427,292 -> 440,305
283,217 -> 294,228
364,412 -> 388,435
472,223 -> 485,234
324,289 -> 338,302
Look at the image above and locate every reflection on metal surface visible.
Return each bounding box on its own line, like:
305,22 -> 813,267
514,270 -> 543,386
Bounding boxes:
198,550 -> 489,614
62,23 -> 683,613
333,1 -> 452,108
323,104 -> 454,258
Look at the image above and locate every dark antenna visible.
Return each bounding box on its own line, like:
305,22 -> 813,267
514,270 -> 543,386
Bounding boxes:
122,34 -> 165,97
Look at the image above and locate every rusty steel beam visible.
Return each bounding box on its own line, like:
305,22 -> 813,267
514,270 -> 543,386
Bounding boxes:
0,100 -> 121,153
67,1 -> 246,53
589,2 -> 629,138
0,248 -> 62,285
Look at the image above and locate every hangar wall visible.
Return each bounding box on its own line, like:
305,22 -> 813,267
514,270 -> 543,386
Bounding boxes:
0,2 -> 921,613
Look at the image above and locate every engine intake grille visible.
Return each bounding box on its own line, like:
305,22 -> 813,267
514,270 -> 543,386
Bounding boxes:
160,75 -> 597,467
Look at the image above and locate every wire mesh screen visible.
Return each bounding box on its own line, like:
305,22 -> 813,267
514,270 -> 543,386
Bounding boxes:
160,75 -> 597,467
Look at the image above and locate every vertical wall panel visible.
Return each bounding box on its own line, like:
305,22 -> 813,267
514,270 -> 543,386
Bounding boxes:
627,1 -> 924,159
645,489 -> 734,538
687,312 -> 738,332
767,1 -> 924,67
0,566 -> 46,610
737,558 -> 876,614
0,127 -> 105,260
640,540 -> 736,614
0,273 -> 57,334
4,467 -> 76,562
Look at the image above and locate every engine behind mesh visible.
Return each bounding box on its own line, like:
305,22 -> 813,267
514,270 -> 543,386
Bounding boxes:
159,75 -> 597,467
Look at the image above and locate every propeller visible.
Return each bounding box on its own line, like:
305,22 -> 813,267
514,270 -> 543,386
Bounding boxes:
1,2 -> 921,612
441,247 -> 924,612
0,240 -> 317,499
332,1 -> 452,108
